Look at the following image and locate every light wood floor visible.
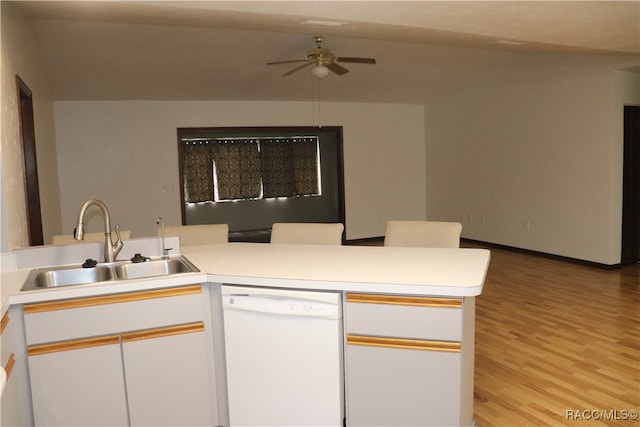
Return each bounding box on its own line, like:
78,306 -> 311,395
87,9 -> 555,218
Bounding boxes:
468,244 -> 639,426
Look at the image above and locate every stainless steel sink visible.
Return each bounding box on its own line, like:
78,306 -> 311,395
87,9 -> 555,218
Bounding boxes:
21,256 -> 200,291
23,266 -> 116,289
113,257 -> 199,280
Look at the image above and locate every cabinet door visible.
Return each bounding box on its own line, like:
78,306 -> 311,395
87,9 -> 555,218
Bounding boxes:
122,322 -> 215,427
28,337 -> 128,426
345,338 -> 461,427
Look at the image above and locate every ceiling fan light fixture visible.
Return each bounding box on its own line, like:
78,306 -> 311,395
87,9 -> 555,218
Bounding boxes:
267,35 -> 376,78
311,64 -> 330,79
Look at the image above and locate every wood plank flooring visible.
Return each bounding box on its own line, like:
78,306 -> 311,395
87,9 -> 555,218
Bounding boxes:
469,244 -> 639,426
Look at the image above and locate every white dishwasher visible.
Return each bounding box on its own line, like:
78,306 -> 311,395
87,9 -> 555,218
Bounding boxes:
221,285 -> 344,427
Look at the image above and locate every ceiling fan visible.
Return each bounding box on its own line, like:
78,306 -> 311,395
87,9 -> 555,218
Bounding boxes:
267,36 -> 376,79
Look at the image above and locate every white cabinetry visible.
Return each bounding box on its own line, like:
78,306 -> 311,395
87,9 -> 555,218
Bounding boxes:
122,323 -> 214,426
1,305 -> 34,426
344,293 -> 475,427
27,337 -> 128,426
23,285 -> 218,427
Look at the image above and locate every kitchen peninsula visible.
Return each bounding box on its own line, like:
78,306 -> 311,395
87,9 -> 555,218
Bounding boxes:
1,242 -> 490,427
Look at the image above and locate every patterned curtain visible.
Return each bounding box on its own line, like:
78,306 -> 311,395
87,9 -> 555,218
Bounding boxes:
212,140 -> 262,201
261,138 -> 319,198
260,139 -> 296,198
182,137 -> 319,203
292,138 -> 320,195
182,141 -> 214,203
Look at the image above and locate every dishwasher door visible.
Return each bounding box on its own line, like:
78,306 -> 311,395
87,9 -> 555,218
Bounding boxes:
222,285 -> 344,427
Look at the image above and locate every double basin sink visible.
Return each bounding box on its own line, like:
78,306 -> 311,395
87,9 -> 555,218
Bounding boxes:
21,255 -> 200,291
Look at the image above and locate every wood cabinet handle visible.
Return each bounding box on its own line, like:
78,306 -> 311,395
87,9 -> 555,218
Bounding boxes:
346,293 -> 462,308
28,335 -> 121,356
28,322 -> 205,356
4,353 -> 15,379
1,312 -> 9,335
24,285 -> 202,314
347,334 -> 461,353
122,322 -> 205,342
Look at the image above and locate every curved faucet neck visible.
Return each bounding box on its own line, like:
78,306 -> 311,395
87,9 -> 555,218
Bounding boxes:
74,198 -> 122,263
76,199 -> 111,239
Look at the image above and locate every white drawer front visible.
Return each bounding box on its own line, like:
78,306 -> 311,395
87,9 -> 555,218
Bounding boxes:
345,293 -> 462,341
24,285 -> 205,345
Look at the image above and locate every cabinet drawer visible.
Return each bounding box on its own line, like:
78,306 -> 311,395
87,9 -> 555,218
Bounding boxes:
344,293 -> 462,341
24,285 -> 205,345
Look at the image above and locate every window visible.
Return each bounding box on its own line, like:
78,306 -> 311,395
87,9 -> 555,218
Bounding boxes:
181,137 -> 321,203
177,126 -> 345,239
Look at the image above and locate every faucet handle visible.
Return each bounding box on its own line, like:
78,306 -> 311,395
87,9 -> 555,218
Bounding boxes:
114,224 -> 122,243
112,224 -> 124,259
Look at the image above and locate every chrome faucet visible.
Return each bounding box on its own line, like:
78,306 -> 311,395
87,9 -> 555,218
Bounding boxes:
74,199 -> 123,263
156,217 -> 172,259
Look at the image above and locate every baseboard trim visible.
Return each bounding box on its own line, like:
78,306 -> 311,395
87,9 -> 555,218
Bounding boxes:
460,238 -> 623,270
344,236 -> 384,246
344,236 -> 623,270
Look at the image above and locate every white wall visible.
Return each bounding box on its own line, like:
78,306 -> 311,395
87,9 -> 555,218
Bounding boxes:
0,163 -> 8,253
0,2 -> 61,250
425,53 -> 640,265
53,101 -> 426,240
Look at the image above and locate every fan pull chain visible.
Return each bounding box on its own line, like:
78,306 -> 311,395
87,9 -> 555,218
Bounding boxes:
312,77 -> 322,128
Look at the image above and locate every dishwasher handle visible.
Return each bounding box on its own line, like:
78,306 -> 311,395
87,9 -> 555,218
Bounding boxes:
222,294 -> 341,319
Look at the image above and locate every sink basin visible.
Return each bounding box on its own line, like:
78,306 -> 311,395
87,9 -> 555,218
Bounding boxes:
21,256 -> 200,291
22,265 -> 115,290
113,257 -> 199,280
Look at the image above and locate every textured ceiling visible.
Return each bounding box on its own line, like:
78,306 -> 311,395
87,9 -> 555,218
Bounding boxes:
10,1 -> 640,102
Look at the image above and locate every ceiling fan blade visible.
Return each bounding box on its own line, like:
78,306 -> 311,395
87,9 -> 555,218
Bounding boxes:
267,59 -> 310,65
326,62 -> 349,75
282,61 -> 314,77
336,57 -> 377,64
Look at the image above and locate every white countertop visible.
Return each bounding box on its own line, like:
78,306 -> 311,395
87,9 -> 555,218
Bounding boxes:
1,243 -> 490,315
184,243 -> 490,296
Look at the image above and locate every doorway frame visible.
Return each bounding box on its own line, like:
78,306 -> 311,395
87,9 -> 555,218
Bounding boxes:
621,105 -> 640,265
16,75 -> 44,246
